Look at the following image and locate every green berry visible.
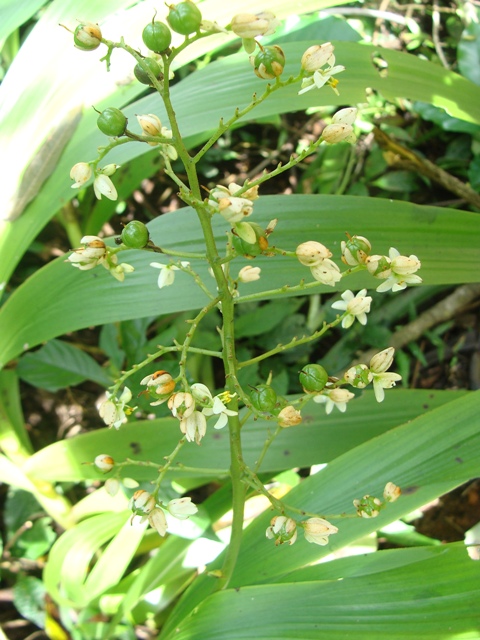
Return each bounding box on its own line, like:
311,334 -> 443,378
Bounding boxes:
121,221 -> 150,249
299,364 -> 328,393
74,23 -> 102,51
97,107 -> 127,137
252,45 -> 286,79
167,1 -> 202,35
250,384 -> 277,412
134,57 -> 162,85
232,223 -> 268,257
142,21 -> 172,53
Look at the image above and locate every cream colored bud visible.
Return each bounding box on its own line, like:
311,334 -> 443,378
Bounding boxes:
70,162 -> 92,188
231,12 -> 279,39
148,508 -> 168,536
370,347 -> 395,373
296,241 -> 332,267
301,43 -> 334,72
322,123 -> 355,144
278,405 -> 302,427
94,454 -> 115,472
130,489 -> 156,513
238,265 -> 261,283
137,113 -> 162,137
167,497 -> 198,519
383,482 -> 401,502
303,517 -> 338,545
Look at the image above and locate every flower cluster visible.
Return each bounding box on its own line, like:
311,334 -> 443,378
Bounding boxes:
353,482 -> 401,518
296,240 -> 341,287
129,490 -> 198,536
209,182 -> 259,243
299,43 -> 345,96
266,515 -> 338,547
366,247 -> 422,292
67,235 -> 135,282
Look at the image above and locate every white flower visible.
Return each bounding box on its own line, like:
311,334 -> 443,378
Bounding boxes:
331,289 -> 372,328
190,383 -> 213,405
266,516 -> 297,546
98,387 -> 132,429
179,410 -> 207,444
168,392 -> 195,419
313,387 -> 355,414
167,497 -> 198,520
209,185 -> 254,223
129,489 -> 156,514
299,53 -> 345,96
238,265 -> 261,282
202,394 -> 238,429
310,258 -> 341,286
140,371 -> 175,405
375,248 -> 422,293
369,347 -> 402,402
70,162 -> 92,188
148,508 -> 168,536
137,113 -> 162,137
383,482 -> 401,502
108,260 -> 135,283
93,173 -> 118,201
67,235 -> 106,271
303,517 -> 338,545
150,261 -> 189,289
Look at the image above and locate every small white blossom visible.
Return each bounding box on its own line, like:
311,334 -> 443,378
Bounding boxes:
299,51 -> 345,96
369,347 -> 402,402
180,410 -> 207,444
310,258 -> 341,286
278,405 -> 302,427
202,394 -> 238,430
148,508 -> 168,536
322,107 -> 357,144
94,454 -> 115,472
70,162 -> 92,188
150,261 -> 189,289
383,482 -> 401,502
301,43 -> 335,72
375,248 -> 422,293
313,387 -> 355,414
231,12 -> 279,39
303,517 -> 338,545
168,392 -> 195,419
67,235 -> 106,271
209,184 -> 255,223
167,497 -> 198,520
93,173 -> 117,201
129,489 -> 156,514
99,387 -> 132,429
331,289 -> 372,328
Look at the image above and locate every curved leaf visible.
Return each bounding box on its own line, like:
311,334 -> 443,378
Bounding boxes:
1,195 -> 479,368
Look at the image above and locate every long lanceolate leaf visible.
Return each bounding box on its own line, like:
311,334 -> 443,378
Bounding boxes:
0,195 -> 479,369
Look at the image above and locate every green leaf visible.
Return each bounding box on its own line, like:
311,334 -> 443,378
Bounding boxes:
13,575 -> 46,629
0,0 -> 48,44
0,370 -> 33,460
235,299 -> 302,338
161,545 -> 480,640
17,339 -> 111,391
1,195 -> 479,369
458,19 -> 480,85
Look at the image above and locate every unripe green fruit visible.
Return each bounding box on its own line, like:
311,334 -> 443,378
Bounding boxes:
97,107 -> 128,137
134,57 -> 162,85
232,223 -> 267,257
167,1 -> 202,35
74,23 -> 102,51
142,21 -> 172,53
252,45 -> 286,79
250,384 -> 277,412
121,221 -> 150,249
299,364 -> 328,393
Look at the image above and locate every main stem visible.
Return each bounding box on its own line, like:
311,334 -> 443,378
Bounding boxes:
159,56 -> 247,589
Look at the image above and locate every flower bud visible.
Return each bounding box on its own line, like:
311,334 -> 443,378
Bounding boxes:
369,347 -> 395,373
322,123 -> 355,144
341,235 -> 371,266
167,497 -> 198,519
344,364 -> 372,389
278,405 -> 302,427
137,113 -> 162,137
74,23 -> 102,51
296,241 -> 332,266
70,162 -> 92,188
301,43 -> 334,72
231,12 -> 279,39
251,45 -> 285,79
391,253 -> 421,275
101,164 -> 119,177
148,508 -> 168,536
310,259 -> 341,286
303,517 -> 338,545
249,384 -> 277,412
383,482 -> 401,502
94,454 -> 115,472
299,364 -> 328,393
105,478 -> 120,496
130,489 -> 156,514
238,265 -> 261,283
266,516 -> 297,546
